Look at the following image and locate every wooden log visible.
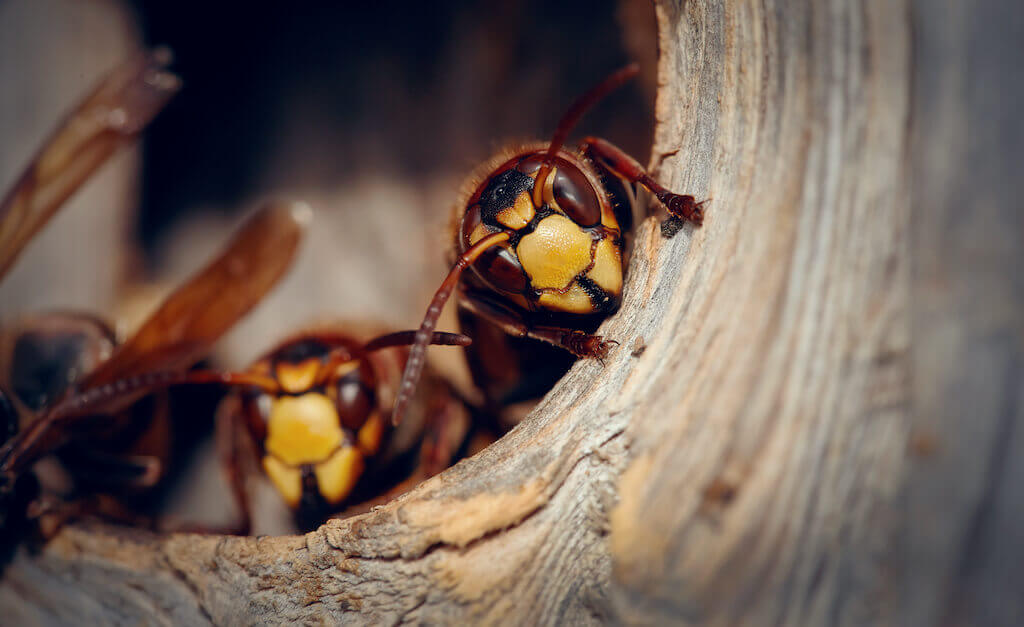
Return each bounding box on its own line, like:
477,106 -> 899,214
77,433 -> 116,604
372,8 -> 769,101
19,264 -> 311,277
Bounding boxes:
2,0 -> 1022,624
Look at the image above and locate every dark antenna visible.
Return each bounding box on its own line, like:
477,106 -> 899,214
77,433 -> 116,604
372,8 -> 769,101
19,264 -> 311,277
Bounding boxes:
0,370 -> 277,477
530,63 -> 641,208
315,331 -> 472,386
392,231 -> 510,425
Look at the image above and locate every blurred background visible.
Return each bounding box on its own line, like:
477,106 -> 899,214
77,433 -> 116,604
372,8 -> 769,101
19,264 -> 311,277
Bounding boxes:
0,0 -> 657,362
0,0 -> 658,532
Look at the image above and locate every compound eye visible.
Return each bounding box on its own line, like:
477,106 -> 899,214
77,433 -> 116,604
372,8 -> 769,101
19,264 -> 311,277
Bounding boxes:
478,245 -> 528,294
334,365 -> 375,431
9,314 -> 114,411
553,163 -> 602,226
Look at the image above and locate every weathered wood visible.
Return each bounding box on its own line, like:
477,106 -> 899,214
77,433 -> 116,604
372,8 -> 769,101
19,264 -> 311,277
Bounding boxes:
2,0 -> 1022,624
898,1 -> 1024,625
611,1 -> 911,623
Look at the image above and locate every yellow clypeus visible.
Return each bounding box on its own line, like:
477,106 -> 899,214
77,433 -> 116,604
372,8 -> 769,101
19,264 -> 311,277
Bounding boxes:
517,215 -> 592,291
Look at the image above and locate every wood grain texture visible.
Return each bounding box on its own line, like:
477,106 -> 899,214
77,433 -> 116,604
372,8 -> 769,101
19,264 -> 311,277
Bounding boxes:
2,0 -> 1022,625
611,1 -> 910,623
899,1 -> 1024,625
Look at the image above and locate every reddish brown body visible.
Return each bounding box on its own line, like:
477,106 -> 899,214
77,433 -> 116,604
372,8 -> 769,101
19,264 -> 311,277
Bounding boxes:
456,147 -> 628,316
452,142 -> 641,408
0,312 -> 172,492
0,201 -> 307,540
393,64 -> 707,424
0,50 -> 324,542
0,50 -> 189,537
212,326 -> 471,533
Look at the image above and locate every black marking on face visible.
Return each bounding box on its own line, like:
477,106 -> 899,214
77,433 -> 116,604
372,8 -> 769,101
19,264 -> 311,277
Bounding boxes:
296,464 -> 330,530
510,206 -> 556,247
479,168 -> 534,228
577,276 -> 615,313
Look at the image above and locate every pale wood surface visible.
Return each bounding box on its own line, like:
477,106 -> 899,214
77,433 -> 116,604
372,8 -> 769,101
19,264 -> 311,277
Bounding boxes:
2,0 -> 1022,625
900,1 -> 1024,625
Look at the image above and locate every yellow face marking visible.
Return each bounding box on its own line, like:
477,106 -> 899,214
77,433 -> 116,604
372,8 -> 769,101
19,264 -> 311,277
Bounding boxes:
495,208 -> 525,230
314,446 -> 365,505
600,203 -> 620,231
541,166 -> 558,208
587,237 -> 623,296
514,189 -> 537,222
275,359 -> 321,394
264,393 -> 343,466
516,215 -> 592,290
495,190 -> 536,229
469,223 -> 494,246
537,283 -> 594,314
356,411 -> 385,456
330,360 -> 359,379
262,456 -> 302,508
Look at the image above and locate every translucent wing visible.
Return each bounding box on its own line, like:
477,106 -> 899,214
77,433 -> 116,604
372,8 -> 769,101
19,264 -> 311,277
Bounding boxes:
0,48 -> 180,280
0,202 -> 308,478
82,201 -> 309,390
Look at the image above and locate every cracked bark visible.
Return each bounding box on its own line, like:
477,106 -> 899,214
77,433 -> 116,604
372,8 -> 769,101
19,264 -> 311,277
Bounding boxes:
2,0 -> 1022,625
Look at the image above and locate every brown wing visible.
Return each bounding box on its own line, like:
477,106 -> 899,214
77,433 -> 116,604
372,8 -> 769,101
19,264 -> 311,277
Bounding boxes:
81,201 -> 309,389
0,48 -> 180,280
0,205 -> 305,479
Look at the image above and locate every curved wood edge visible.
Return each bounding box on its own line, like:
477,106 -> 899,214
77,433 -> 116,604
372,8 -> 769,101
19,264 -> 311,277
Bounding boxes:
3,1 -> 1021,625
